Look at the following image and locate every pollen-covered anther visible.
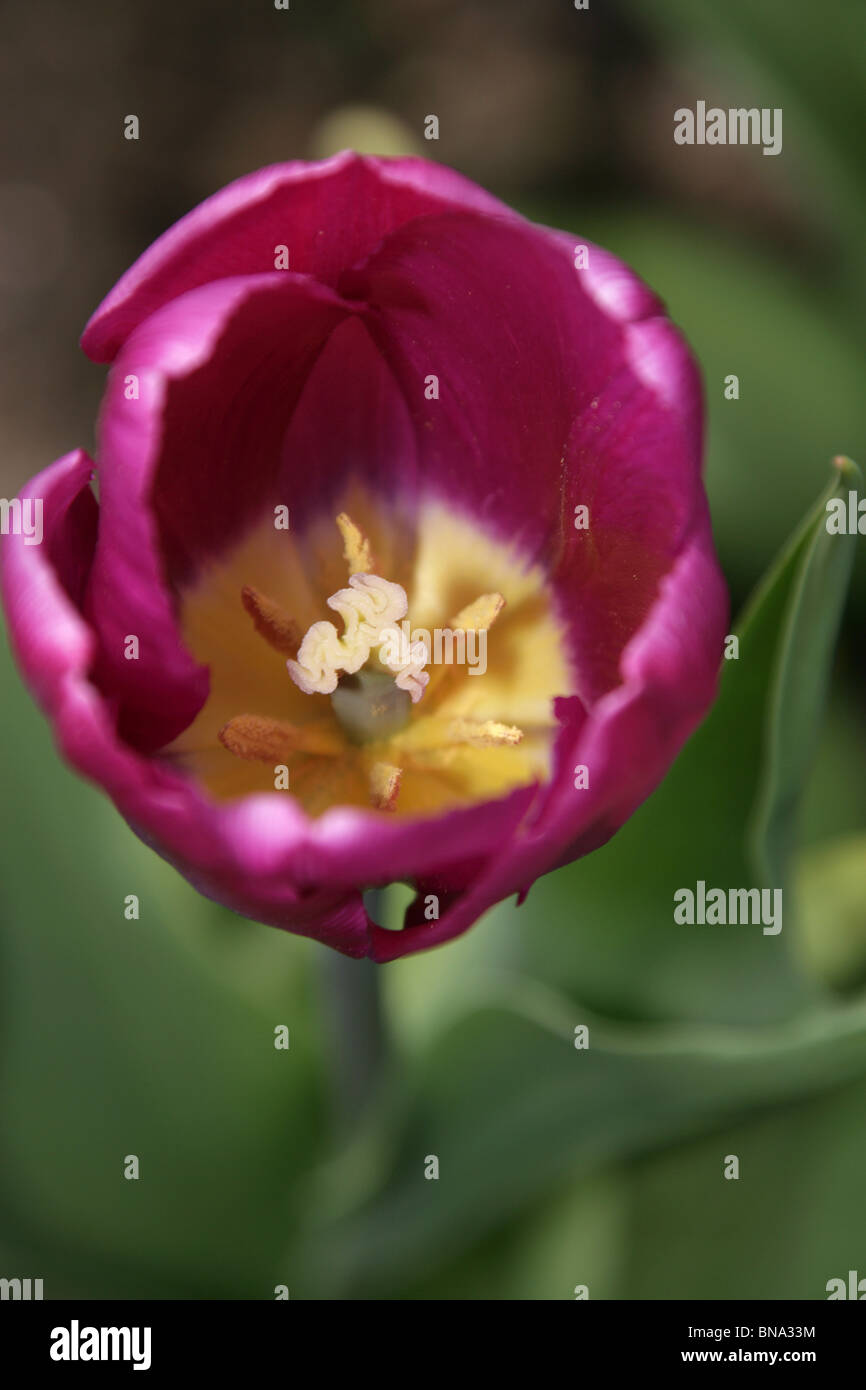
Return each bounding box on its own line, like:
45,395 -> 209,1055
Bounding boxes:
421,590 -> 506,708
241,586 -> 302,656
369,761 -> 403,811
450,591 -> 506,633
336,512 -> 374,574
392,716 -> 524,755
218,714 -> 343,761
446,717 -> 524,748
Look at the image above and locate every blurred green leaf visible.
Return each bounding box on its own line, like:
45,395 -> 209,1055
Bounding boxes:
622,0 -> 866,299
798,690 -> 866,848
624,1072 -> 866,1299
795,833 -> 866,994
297,985 -> 866,1297
751,456 -> 861,885
0,635 -> 326,1297
388,1167 -> 629,1302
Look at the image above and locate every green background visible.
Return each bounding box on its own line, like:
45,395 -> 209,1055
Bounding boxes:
1,0 -> 865,1299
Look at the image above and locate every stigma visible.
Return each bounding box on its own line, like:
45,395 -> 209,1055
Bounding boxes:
287,518 -> 431,704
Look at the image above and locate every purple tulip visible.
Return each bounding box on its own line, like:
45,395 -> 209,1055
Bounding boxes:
1,152 -> 727,961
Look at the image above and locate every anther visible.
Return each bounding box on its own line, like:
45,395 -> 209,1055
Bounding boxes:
369,761 -> 403,811
218,715 -> 343,760
241,586 -> 301,657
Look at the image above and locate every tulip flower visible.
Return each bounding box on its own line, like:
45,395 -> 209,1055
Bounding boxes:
1,152 -> 727,960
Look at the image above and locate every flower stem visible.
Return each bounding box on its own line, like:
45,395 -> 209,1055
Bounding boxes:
318,893 -> 387,1132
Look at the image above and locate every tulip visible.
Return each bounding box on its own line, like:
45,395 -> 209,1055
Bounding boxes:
1,152 -> 727,960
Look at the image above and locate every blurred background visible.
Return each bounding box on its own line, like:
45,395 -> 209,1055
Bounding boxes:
1,0 -> 865,1299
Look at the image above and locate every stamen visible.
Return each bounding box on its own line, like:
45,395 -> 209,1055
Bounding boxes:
241,586 -> 301,656
218,714 -> 343,761
336,512 -> 374,574
392,716 -> 524,754
369,761 -> 403,811
449,718 -> 523,747
450,591 -> 506,632
422,590 -> 506,707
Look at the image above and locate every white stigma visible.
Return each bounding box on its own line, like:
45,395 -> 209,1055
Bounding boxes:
288,573 -> 428,700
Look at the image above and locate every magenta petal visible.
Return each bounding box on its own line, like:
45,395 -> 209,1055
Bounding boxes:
370,509 -> 727,962
2,450 -> 99,712
87,271 -> 356,751
276,315 -> 421,526
344,208 -> 705,701
1,453 -> 376,956
81,152 -> 508,364
543,228 -> 664,325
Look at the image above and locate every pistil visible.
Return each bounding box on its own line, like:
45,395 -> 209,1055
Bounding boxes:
216,512 -> 529,814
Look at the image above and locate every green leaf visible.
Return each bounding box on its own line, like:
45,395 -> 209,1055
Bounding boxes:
624,1072 -> 866,1299
0,633 -> 327,1297
387,1167 -> 629,1302
296,985 -> 866,1297
794,833 -> 866,994
751,456 -> 861,885
618,0 -> 866,303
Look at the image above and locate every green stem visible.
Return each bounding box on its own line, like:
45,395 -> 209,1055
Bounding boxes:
319,892 -> 387,1131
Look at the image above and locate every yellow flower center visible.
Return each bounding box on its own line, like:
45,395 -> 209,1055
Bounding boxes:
165,489 -> 573,818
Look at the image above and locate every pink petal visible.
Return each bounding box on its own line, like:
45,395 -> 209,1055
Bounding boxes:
343,208 -> 705,703
82,152 -> 508,364
371,508 -> 728,961
88,271 -> 356,751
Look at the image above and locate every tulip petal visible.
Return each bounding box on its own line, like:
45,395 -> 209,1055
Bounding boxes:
88,271 -> 357,751
82,152 -> 508,363
1,452 -> 379,956
344,209 -> 705,703
370,507 -> 727,961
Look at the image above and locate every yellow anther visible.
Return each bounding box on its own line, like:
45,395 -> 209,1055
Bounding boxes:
391,716 -> 524,754
241,586 -> 301,656
218,715 -> 344,761
369,761 -> 403,811
336,512 -> 374,574
448,718 -> 523,747
450,592 -> 506,632
419,590 -> 505,707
